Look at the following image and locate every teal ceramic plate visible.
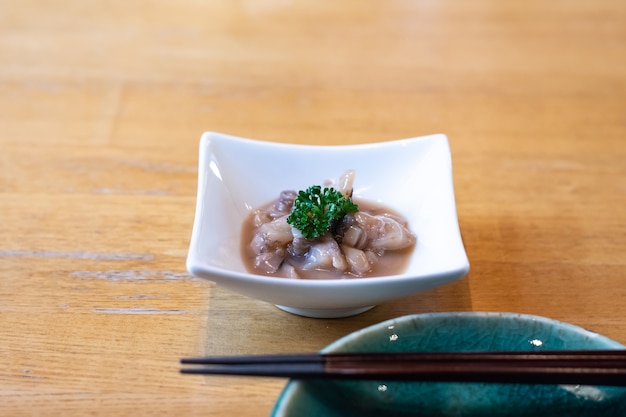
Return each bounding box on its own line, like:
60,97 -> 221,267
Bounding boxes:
271,312 -> 626,417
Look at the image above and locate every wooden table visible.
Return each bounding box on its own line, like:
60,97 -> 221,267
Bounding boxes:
1,1 -> 625,415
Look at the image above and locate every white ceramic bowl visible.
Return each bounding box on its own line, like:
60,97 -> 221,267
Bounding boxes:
186,132 -> 469,318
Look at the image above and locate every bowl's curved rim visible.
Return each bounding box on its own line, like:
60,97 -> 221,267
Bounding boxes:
201,130 -> 450,152
271,312 -> 626,416
321,311 -> 626,352
187,261 -> 470,288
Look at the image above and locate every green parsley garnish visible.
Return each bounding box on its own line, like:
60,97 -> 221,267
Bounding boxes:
286,185 -> 359,239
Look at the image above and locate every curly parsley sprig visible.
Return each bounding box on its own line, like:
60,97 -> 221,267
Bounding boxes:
286,185 -> 359,239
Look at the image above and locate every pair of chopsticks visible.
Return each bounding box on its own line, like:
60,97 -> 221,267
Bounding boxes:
180,350 -> 626,386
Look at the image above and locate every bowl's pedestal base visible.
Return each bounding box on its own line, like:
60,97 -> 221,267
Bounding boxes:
275,305 -> 375,318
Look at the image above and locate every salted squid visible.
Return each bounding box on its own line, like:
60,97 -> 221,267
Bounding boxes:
242,170 -> 416,279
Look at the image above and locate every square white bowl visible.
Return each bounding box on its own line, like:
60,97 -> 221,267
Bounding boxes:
186,132 -> 469,318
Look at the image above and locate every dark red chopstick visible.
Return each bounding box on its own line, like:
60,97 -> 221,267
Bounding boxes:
180,350 -> 626,386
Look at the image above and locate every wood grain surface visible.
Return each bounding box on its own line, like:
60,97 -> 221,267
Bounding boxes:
1,1 -> 625,415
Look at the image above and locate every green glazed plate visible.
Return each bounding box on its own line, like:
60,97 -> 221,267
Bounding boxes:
271,312 -> 626,417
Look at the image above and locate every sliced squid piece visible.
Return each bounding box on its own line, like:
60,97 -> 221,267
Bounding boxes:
334,213 -> 368,249
250,215 -> 294,255
275,190 -> 297,214
336,169 -> 356,198
252,190 -> 297,227
288,227 -> 311,257
354,212 -> 416,251
277,262 -> 301,279
253,247 -> 285,274
324,169 -> 356,198
341,245 -> 372,276
301,235 -> 348,272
